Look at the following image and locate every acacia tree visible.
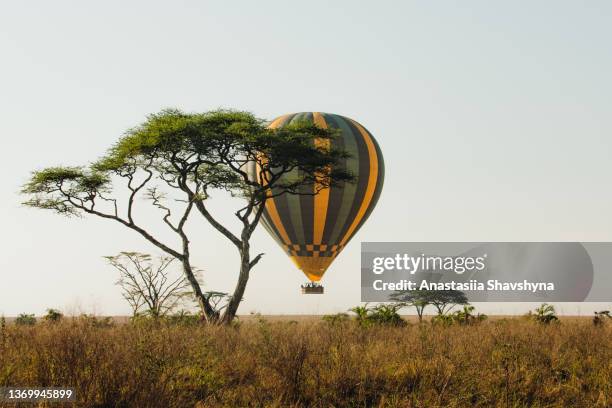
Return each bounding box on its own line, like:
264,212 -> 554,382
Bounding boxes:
22,109 -> 352,323
427,290 -> 468,316
390,290 -> 431,323
391,289 -> 469,320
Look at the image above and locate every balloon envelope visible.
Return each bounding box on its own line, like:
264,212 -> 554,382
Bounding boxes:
249,112 -> 385,281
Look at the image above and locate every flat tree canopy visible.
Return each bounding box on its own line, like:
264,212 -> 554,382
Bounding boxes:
23,109 -> 353,323
391,289 -> 469,319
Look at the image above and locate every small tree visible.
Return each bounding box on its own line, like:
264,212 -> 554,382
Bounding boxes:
106,252 -> 193,318
349,304 -> 405,326
593,310 -> 610,326
529,303 -> 558,324
451,305 -> 486,325
15,313 -> 36,326
43,308 -> 63,323
368,304 -> 405,326
349,305 -> 371,326
390,290 -> 430,323
428,290 -> 469,316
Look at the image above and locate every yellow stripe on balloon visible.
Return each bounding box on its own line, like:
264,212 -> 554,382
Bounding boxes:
268,113 -> 291,129
339,119 -> 379,246
257,148 -> 292,246
265,194 -> 292,246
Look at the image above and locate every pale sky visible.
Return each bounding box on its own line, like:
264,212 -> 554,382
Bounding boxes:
1,1 -> 611,316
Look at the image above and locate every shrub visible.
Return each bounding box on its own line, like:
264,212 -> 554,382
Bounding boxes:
593,310 -> 610,326
44,308 -> 63,323
14,313 -> 36,326
368,304 -> 406,326
451,305 -> 487,325
348,303 -> 406,326
349,304 -> 370,326
431,313 -> 454,325
528,303 -> 559,324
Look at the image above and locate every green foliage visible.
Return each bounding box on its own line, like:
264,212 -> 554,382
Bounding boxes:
93,108 -> 198,171
15,313 -> 36,326
431,313 -> 455,325
23,109 -> 353,218
427,290 -> 469,315
390,290 -> 430,322
528,303 -> 559,324
391,289 -> 470,321
349,303 -> 406,326
91,109 -> 352,192
368,304 -> 406,326
22,167 -> 110,216
451,305 -> 487,325
349,304 -> 371,326
430,304 -> 487,325
43,308 -> 63,323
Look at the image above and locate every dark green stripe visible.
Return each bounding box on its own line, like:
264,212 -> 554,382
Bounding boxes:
327,115 -> 363,245
290,113 -> 315,244
343,124 -> 385,243
332,116 -> 371,245
260,208 -> 286,247
283,114 -> 308,244
265,113 -> 299,246
284,173 -> 306,244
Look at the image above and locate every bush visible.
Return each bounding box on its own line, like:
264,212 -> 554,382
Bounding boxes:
431,313 -> 455,325
528,303 -> 559,324
451,305 -> 487,325
368,304 -> 406,326
593,310 -> 610,326
15,313 -> 36,326
43,308 -> 63,323
348,303 -> 406,326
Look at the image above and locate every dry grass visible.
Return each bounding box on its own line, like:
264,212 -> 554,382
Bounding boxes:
0,318 -> 610,407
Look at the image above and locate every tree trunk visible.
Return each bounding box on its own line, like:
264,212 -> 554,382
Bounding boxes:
222,243 -> 251,324
181,259 -> 218,323
417,307 -> 424,323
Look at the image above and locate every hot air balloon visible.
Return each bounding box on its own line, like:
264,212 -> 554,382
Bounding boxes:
248,112 -> 384,293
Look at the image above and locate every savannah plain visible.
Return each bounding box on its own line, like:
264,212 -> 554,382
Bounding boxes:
0,314 -> 609,407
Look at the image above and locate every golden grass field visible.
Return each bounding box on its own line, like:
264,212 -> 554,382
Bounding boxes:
0,316 -> 610,407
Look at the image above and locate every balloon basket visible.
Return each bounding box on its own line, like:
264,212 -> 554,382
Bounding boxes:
301,282 -> 324,294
